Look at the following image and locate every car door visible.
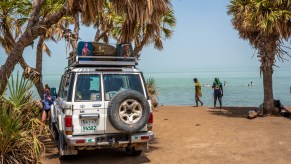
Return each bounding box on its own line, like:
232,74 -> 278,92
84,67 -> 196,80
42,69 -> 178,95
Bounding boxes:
54,73 -> 74,132
103,73 -> 147,133
71,73 -> 106,135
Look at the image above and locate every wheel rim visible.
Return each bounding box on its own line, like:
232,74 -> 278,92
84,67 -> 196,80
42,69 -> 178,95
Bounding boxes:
119,99 -> 142,124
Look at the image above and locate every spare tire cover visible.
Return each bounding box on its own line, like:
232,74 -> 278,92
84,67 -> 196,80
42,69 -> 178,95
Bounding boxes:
107,90 -> 150,133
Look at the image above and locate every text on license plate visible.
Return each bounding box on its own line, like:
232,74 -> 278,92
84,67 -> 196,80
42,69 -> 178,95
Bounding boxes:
81,119 -> 97,132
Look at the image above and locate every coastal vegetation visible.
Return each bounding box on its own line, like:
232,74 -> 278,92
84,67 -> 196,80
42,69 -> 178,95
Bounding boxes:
0,74 -> 43,163
0,0 -> 174,97
146,78 -> 159,108
228,0 -> 291,114
0,1 -> 173,162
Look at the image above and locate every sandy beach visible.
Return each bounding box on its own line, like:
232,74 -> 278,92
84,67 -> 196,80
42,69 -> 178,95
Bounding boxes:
42,106 -> 291,164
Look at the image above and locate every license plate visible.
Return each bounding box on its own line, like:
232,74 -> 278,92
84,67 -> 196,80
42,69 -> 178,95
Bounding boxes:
81,119 -> 97,132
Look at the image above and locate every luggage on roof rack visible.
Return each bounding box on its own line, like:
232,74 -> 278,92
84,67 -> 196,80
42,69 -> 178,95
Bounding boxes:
67,41 -> 137,68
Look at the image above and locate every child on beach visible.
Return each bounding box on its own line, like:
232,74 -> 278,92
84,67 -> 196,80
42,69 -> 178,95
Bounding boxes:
193,78 -> 203,107
212,78 -> 223,109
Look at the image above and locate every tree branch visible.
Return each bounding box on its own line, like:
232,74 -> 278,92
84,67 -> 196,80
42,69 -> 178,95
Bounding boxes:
27,0 -> 44,29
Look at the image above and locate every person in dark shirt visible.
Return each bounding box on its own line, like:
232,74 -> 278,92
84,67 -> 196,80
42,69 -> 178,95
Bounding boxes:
212,78 -> 223,109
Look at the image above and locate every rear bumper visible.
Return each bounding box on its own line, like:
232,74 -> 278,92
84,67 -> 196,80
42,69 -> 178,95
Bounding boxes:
65,131 -> 154,147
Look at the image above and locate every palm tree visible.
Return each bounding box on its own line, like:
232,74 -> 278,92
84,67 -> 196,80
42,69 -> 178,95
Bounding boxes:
32,16 -> 76,98
0,0 -> 31,54
0,0 -> 173,95
93,1 -> 175,57
132,10 -> 176,57
0,0 -> 73,98
0,0 -> 33,74
227,0 -> 291,114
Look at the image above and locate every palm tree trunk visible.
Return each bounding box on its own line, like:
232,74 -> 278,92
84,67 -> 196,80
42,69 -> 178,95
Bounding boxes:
94,29 -> 110,43
259,37 -> 277,115
0,44 -> 25,94
18,56 -> 29,69
262,68 -> 274,114
71,13 -> 80,52
35,36 -> 45,98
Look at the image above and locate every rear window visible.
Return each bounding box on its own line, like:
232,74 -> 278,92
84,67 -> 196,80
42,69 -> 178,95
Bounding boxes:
103,74 -> 144,100
75,74 -> 101,101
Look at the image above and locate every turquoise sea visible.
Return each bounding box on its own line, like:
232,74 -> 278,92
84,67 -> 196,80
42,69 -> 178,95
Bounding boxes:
40,68 -> 291,107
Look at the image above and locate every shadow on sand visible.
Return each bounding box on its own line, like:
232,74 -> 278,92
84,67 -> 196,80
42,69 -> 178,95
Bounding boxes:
207,106 -> 291,120
42,135 -> 159,164
207,106 -> 256,118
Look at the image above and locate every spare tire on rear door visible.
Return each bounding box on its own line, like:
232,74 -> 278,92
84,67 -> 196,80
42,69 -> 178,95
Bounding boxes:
107,90 -> 150,133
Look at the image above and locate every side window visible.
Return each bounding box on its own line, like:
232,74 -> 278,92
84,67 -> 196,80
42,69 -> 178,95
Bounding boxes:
67,73 -> 75,102
58,75 -> 65,99
62,75 -> 70,101
58,73 -> 75,101
128,75 -> 144,94
75,74 -> 101,101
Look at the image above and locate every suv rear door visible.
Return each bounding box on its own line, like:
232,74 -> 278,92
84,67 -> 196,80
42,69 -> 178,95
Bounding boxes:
72,73 -> 105,135
103,73 -> 147,133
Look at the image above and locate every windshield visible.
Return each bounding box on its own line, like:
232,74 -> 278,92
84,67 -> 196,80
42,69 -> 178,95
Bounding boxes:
104,74 -> 144,100
75,74 -> 101,101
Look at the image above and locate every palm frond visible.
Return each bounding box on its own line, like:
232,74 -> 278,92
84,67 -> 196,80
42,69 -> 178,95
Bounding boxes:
6,72 -> 34,110
146,78 -> 159,98
43,43 -> 52,56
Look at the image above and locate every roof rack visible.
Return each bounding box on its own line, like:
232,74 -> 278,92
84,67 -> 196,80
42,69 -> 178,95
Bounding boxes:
69,56 -> 137,67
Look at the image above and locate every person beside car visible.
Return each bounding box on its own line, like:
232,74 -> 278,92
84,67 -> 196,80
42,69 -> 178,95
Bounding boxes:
39,85 -> 55,137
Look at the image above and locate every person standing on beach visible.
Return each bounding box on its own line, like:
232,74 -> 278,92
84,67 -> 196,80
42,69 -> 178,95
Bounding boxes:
212,78 -> 223,109
194,78 -> 203,107
39,85 -> 55,137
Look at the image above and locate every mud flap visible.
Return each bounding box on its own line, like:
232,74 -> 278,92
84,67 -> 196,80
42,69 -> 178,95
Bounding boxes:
62,146 -> 78,156
133,142 -> 147,151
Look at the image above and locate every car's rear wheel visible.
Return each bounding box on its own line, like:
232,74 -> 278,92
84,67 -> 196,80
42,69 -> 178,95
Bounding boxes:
58,132 -> 67,160
108,90 -> 150,133
49,118 -> 59,141
58,132 -> 78,160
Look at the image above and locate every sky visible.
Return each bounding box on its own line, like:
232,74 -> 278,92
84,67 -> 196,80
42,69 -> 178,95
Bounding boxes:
1,0 -> 291,75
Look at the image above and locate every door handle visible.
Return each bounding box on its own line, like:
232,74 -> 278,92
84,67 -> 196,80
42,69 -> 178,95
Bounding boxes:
92,104 -> 101,107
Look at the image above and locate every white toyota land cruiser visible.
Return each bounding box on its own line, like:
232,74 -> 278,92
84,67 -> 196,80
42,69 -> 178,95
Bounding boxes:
49,42 -> 154,159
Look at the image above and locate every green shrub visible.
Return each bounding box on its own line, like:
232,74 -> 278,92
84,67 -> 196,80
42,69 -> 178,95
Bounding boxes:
0,74 -> 43,163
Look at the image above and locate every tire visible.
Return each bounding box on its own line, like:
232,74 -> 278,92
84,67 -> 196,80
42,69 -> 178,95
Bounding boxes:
126,147 -> 143,156
108,90 -> 150,133
58,132 -> 68,160
49,118 -> 59,140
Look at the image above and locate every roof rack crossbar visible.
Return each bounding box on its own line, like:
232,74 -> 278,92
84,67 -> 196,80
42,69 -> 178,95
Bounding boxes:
69,56 -> 137,67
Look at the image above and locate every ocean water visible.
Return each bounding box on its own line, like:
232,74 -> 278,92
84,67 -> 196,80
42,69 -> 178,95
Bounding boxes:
142,69 -> 291,107
38,69 -> 291,107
